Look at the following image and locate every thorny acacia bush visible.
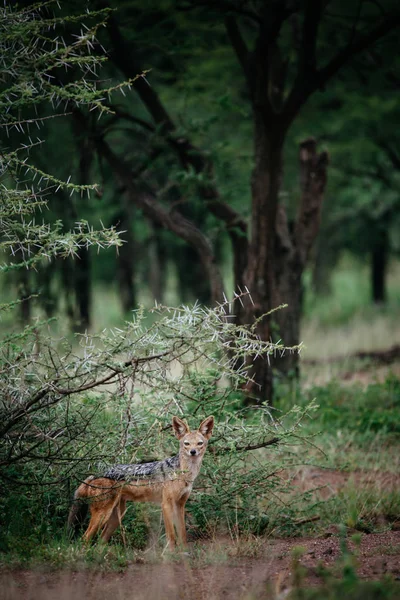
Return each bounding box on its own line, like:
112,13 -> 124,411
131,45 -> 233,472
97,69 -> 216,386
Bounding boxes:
0,0 -> 137,272
0,297 -> 315,556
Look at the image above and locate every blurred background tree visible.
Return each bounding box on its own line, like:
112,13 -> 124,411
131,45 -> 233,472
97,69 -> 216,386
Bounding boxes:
2,0 -> 400,402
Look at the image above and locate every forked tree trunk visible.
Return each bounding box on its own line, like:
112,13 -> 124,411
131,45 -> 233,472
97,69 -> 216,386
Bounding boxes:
242,116 -> 284,403
242,136 -> 329,402
272,139 -> 329,377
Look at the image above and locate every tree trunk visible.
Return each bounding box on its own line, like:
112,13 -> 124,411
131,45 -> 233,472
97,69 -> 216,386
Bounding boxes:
72,111 -> 93,331
371,225 -> 388,304
176,245 -> 212,304
148,224 -> 167,303
271,206 -> 303,379
74,249 -> 91,330
243,116 -> 284,403
114,194 -> 136,313
244,135 -> 329,401
37,262 -> 57,318
273,139 -> 329,378
18,268 -> 31,324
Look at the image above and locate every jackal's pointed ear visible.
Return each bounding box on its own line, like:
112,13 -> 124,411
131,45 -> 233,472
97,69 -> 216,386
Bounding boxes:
198,415 -> 214,440
172,416 -> 190,439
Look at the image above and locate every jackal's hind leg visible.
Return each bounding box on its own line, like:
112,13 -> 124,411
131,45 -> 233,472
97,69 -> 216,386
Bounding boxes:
83,499 -> 117,543
82,509 -> 104,542
101,498 -> 127,542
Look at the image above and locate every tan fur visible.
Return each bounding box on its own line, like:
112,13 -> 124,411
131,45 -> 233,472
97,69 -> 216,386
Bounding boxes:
69,415 -> 214,548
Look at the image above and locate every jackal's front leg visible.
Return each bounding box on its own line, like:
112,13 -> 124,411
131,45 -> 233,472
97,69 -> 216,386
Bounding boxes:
174,498 -> 187,546
161,499 -> 176,548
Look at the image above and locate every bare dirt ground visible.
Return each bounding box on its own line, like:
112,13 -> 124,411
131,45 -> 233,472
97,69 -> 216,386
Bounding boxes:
1,530 -> 400,600
291,466 -> 400,498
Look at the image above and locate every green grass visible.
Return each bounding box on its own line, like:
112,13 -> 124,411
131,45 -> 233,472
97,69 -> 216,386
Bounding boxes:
312,483 -> 400,534
303,256 -> 400,325
271,374 -> 400,537
301,257 -> 400,365
0,539 -> 134,572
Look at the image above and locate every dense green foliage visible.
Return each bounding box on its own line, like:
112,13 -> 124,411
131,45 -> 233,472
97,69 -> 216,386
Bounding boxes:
0,2 -> 124,270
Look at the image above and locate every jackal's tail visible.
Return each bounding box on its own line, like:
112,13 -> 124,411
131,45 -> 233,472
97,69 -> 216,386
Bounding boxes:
67,476 -> 95,536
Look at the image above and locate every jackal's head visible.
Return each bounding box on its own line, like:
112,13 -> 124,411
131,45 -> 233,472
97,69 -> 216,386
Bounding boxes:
172,415 -> 214,459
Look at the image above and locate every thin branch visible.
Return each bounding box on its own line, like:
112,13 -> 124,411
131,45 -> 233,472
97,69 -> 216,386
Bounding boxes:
377,139 -> 400,171
283,8 -> 400,125
301,0 -> 323,74
318,12 -> 400,89
180,0 -> 262,24
293,515 -> 321,526
104,105 -> 155,133
224,16 -> 253,91
213,436 -> 281,455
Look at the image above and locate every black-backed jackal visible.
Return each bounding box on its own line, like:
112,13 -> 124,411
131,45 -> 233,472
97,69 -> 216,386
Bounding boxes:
68,416 -> 214,548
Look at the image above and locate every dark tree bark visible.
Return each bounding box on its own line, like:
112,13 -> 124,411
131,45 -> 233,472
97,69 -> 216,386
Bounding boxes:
176,245 -> 212,305
312,237 -> 337,297
272,139 -> 329,377
243,123 -> 285,401
369,139 -> 400,305
60,259 -> 76,322
71,112 -> 93,331
37,262 -> 57,318
74,247 -> 91,330
243,136 -> 329,399
114,194 -> 136,313
371,226 -> 388,304
148,223 -> 167,304
18,269 -> 31,324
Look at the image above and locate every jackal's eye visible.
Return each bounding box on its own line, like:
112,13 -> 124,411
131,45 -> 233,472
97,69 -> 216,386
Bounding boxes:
197,441 -> 204,446
183,441 -> 190,446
